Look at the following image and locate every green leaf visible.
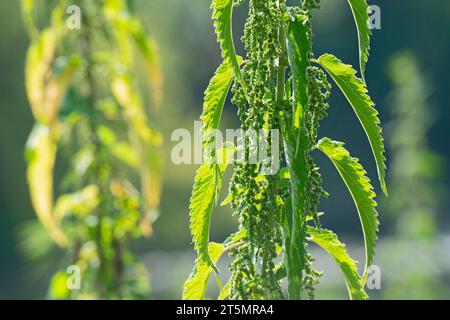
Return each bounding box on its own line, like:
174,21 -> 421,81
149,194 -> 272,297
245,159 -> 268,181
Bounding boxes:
111,74 -> 162,146
24,3 -> 75,125
183,242 -> 225,300
317,54 -> 387,195
111,73 -> 163,221
127,18 -> 163,107
200,61 -> 234,154
316,138 -> 379,279
189,59 -> 236,271
307,226 -> 367,300
347,0 -> 371,79
25,29 -> 56,124
53,185 -> 99,221
48,271 -> 71,300
224,228 -> 247,245
211,0 -> 245,92
104,0 -> 163,106
218,280 -> 231,300
97,125 -> 140,168
184,230 -> 245,300
25,124 -> 67,247
21,0 -> 37,39
189,143 -> 235,270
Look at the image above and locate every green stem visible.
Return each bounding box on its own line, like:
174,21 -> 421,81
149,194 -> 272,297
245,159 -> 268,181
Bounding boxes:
224,241 -> 246,252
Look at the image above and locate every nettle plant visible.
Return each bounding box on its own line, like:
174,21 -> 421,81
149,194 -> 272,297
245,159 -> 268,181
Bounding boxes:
23,0 -> 162,299
184,0 -> 386,300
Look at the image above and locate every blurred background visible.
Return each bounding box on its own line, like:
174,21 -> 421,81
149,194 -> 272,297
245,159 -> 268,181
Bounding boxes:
0,0 -> 449,299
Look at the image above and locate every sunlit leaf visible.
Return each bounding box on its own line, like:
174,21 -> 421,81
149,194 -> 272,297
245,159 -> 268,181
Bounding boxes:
127,18 -> 163,107
317,54 -> 387,194
112,74 -> 163,237
97,125 -> 140,168
307,226 -> 367,300
25,124 -> 67,246
25,3 -> 77,125
104,0 -> 163,107
183,242 -> 225,300
316,137 -> 379,279
111,74 -> 162,146
48,271 -> 71,300
211,0 -> 245,92
44,56 -> 80,121
53,185 -> 100,221
21,0 -> 37,38
218,280 -> 231,300
184,229 -> 246,300
201,61 -> 234,158
25,29 -> 57,124
189,143 -> 235,271
347,0 -> 371,79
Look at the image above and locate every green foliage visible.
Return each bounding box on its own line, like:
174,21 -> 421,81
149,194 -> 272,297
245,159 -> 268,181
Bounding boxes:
25,124 -> 67,246
21,0 -> 37,39
23,0 -> 162,299
317,54 -> 387,195
183,242 -> 226,300
183,230 -> 246,300
347,0 -> 371,79
189,143 -> 235,270
49,271 -> 71,300
188,34 -> 239,290
211,0 -> 246,91
307,226 -> 367,300
185,0 -> 386,300
316,138 -> 379,279
200,62 -> 235,154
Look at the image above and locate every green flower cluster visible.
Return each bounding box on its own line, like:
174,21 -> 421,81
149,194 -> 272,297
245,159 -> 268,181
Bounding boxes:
229,0 -> 283,300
